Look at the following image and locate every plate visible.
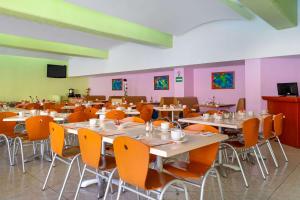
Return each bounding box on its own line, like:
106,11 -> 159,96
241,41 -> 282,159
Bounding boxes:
171,138 -> 188,144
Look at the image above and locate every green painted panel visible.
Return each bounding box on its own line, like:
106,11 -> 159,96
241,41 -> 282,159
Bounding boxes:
0,33 -> 108,59
0,55 -> 88,102
240,0 -> 297,29
0,0 -> 173,48
220,0 -> 254,20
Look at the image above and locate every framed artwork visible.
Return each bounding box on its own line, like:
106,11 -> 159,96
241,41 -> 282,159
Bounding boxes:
212,71 -> 235,89
112,79 -> 123,90
154,75 -> 169,90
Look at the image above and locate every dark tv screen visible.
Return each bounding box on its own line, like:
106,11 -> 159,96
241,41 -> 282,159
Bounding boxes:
47,64 -> 67,78
277,82 -> 298,96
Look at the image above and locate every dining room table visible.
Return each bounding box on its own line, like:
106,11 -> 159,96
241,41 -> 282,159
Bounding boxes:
63,120 -> 228,191
96,109 -> 140,116
178,113 -> 270,172
153,106 -> 184,121
3,112 -> 69,122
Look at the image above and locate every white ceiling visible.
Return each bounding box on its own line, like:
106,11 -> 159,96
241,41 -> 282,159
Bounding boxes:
66,0 -> 244,35
0,0 -> 245,59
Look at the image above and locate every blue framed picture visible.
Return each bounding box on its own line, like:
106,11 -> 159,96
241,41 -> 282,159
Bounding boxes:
212,71 -> 235,89
112,79 -> 123,90
154,75 -> 169,90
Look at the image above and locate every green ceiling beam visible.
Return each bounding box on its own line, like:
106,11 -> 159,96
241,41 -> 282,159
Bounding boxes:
0,0 -> 173,48
240,0 -> 297,29
220,0 -> 254,20
0,33 -> 108,59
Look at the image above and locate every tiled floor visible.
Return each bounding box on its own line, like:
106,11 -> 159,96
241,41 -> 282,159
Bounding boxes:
1,141 -> 300,200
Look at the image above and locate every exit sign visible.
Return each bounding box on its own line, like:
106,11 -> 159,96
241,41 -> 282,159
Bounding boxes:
176,76 -> 183,82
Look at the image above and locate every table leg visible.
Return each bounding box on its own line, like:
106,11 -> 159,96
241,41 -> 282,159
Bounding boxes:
171,111 -> 174,122
156,156 -> 163,172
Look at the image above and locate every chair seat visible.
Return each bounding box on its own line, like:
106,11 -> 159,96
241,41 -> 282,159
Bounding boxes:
144,169 -> 175,190
99,155 -> 116,170
62,146 -> 80,158
164,161 -> 210,180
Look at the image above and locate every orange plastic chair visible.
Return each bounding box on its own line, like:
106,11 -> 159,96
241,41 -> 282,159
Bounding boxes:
74,105 -> 86,113
140,104 -> 153,122
113,136 -> 189,200
67,111 -> 89,123
183,107 -> 201,118
205,110 -> 218,115
24,103 -> 40,110
164,125 -> 223,200
257,115 -> 279,168
0,112 -> 18,165
84,107 -> 98,119
42,122 -> 81,200
121,117 -> 145,124
13,116 -> 54,173
223,118 -> 266,187
74,128 -> 117,200
273,113 -> 288,162
43,102 -> 55,110
105,110 -> 126,120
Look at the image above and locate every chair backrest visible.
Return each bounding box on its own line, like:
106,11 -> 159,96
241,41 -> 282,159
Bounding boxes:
136,102 -> 145,112
26,116 -> 53,141
159,97 -> 177,106
74,105 -> 86,113
105,110 -> 126,120
140,105 -> 153,122
236,98 -> 246,112
242,118 -> 260,148
67,111 -> 89,123
43,103 -> 55,110
152,120 -> 174,128
113,136 -> 149,189
78,128 -> 102,169
25,103 -> 40,110
184,124 -> 219,133
0,112 -> 17,137
122,117 -> 145,124
274,113 -> 284,136
49,122 -> 65,157
205,110 -> 218,115
184,124 -> 219,166
84,107 -> 98,119
262,115 -> 273,140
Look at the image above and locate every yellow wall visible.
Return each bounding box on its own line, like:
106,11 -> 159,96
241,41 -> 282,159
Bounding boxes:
0,55 -> 88,102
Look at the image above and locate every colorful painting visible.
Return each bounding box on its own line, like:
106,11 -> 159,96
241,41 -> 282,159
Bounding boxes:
212,71 -> 235,89
112,79 -> 123,90
154,75 -> 169,90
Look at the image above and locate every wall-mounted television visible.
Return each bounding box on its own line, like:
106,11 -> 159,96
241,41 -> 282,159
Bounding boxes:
47,64 -> 67,78
277,82 -> 299,96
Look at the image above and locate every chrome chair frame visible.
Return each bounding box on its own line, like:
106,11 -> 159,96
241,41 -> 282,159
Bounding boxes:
42,153 -> 81,200
115,178 -> 189,200
74,163 -> 117,200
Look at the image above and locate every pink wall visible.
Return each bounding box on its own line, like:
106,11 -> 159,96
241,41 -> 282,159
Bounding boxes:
89,70 -> 174,102
245,59 -> 262,113
193,65 -> 245,105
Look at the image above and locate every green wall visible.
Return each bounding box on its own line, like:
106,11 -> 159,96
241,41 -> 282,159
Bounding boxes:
0,55 -> 88,102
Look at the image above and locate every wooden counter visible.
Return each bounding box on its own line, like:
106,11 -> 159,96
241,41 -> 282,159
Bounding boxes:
262,96 -> 300,148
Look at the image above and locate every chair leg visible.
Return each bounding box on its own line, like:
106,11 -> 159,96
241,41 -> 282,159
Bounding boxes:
223,144 -> 248,187
57,155 -> 79,200
103,168 -> 117,200
42,154 -> 57,191
0,134 -> 12,166
276,136 -> 288,162
266,140 -> 278,168
76,156 -> 81,176
116,180 -> 123,200
252,147 -> 266,180
256,145 -> 269,175
214,168 -> 224,200
74,164 -> 87,200
13,137 -> 25,173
